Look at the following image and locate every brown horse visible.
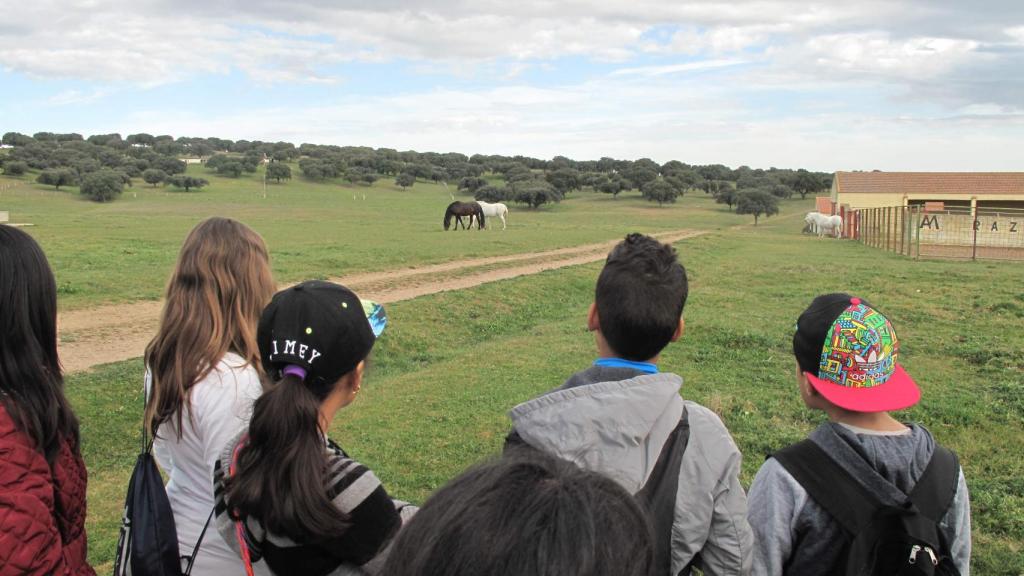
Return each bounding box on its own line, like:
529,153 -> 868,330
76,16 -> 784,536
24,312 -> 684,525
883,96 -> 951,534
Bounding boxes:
443,201 -> 485,230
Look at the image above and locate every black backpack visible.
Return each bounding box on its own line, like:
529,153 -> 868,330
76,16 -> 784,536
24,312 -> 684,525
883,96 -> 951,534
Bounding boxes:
112,420 -> 214,576
505,407 -> 692,575
773,440 -> 961,576
635,407 -> 693,576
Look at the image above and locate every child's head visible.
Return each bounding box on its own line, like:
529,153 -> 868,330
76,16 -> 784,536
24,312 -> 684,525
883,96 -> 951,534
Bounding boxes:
792,293 -> 920,413
382,449 -> 656,576
227,281 -> 386,542
0,225 -> 80,463
161,216 -> 274,354
593,233 -> 688,361
145,216 -> 274,437
257,280 -> 386,394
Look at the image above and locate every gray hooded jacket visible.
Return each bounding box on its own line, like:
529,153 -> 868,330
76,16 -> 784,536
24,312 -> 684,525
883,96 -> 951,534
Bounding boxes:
747,422 -> 971,576
508,366 -> 754,576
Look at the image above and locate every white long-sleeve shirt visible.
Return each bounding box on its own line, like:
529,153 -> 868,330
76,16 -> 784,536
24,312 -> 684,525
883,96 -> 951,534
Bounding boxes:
150,353 -> 271,575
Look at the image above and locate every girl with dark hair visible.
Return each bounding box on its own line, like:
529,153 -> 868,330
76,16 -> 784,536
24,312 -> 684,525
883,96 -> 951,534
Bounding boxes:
381,449 -> 656,576
214,281 -> 410,576
145,217 -> 276,574
0,225 -> 94,575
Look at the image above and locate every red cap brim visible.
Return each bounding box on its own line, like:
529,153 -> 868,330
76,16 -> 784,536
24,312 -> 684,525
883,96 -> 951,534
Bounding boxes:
805,364 -> 920,413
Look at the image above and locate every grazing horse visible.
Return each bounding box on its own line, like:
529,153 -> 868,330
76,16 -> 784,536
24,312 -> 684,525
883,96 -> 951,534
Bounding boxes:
476,201 -> 509,230
804,212 -> 843,238
444,201 -> 485,230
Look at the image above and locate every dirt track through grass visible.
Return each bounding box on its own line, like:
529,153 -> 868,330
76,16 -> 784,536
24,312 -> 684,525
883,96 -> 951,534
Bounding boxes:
58,229 -> 706,373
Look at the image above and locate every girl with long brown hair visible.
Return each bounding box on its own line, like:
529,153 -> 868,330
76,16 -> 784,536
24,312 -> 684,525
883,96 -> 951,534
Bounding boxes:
145,217 -> 275,574
0,225 -> 94,575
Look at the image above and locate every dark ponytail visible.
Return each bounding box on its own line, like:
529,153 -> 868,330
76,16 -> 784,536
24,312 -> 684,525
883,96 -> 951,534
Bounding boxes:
224,374 -> 349,540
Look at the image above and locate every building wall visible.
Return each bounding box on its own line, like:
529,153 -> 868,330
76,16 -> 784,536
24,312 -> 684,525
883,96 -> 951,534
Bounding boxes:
836,192 -> 1024,210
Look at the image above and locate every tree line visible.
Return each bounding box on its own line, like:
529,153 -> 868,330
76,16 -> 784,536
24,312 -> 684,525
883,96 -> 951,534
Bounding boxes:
0,131 -> 832,211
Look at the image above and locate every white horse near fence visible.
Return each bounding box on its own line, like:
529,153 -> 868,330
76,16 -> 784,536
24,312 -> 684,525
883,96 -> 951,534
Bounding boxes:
805,212 -> 843,238
476,201 -> 509,230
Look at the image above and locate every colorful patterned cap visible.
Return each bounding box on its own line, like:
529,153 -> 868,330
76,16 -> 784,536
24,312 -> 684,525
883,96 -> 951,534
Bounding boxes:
799,296 -> 920,412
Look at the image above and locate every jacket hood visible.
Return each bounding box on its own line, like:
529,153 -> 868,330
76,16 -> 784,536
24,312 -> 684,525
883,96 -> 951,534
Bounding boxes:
508,372 -> 684,492
809,421 -> 937,504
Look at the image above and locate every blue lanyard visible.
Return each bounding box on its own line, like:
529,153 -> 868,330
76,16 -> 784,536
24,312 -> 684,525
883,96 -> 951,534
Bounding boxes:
593,357 -> 659,374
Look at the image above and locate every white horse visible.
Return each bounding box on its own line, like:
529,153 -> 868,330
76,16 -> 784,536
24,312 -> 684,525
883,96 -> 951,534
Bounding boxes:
476,201 -> 509,230
805,212 -> 843,238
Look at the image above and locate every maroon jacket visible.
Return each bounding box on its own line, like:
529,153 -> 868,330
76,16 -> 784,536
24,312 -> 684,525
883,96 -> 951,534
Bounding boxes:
0,404 -> 95,575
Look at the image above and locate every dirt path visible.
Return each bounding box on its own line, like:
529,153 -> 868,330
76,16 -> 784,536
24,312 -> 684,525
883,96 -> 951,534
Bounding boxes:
58,229 -> 708,373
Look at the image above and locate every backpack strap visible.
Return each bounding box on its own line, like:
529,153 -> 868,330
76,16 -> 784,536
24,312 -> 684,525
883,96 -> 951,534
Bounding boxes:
636,406 -> 690,576
182,506 -> 216,575
772,439 -> 881,535
229,438 -> 257,576
503,428 -> 531,453
142,372 -> 151,454
908,446 -> 959,522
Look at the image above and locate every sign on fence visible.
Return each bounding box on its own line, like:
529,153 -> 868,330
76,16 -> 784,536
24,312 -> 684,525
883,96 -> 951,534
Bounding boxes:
854,205 -> 1024,261
918,212 -> 1023,249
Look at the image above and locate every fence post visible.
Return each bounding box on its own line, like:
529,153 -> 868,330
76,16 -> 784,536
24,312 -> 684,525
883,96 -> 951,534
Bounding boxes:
886,207 -> 892,252
891,206 -> 896,253
881,207 -> 886,251
869,209 -> 874,247
880,206 -> 888,251
873,208 -> 878,249
902,206 -> 907,255
899,206 -> 905,255
875,208 -> 880,249
914,206 -> 921,259
880,208 -> 885,251
872,209 -> 877,248
972,208 -> 978,261
878,208 -> 883,250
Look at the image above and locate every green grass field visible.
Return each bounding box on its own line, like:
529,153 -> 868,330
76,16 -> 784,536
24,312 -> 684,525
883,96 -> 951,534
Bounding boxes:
1,167 -> 748,310
3,169 -> 1021,574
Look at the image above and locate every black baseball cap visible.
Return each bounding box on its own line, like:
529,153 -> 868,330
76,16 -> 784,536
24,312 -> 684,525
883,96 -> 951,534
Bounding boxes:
257,280 -> 387,388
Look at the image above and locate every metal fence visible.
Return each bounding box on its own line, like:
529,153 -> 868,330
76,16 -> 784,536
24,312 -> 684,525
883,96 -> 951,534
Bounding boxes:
851,205 -> 1024,261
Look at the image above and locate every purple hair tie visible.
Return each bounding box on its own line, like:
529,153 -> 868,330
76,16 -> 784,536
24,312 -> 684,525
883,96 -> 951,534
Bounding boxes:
282,365 -> 308,381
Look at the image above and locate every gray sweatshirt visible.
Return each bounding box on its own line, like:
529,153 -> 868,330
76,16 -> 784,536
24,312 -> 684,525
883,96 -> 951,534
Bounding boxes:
509,366 -> 754,576
748,422 -> 971,576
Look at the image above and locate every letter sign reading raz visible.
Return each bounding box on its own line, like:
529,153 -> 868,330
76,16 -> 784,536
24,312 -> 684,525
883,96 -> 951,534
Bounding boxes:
917,212 -> 1024,249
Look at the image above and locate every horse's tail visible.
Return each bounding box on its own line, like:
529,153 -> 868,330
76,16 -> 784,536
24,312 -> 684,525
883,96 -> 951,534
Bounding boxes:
478,205 -> 486,229
443,208 -> 452,230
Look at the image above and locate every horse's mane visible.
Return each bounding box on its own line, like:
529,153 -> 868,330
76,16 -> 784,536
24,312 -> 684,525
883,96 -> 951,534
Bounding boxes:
444,201 -> 458,229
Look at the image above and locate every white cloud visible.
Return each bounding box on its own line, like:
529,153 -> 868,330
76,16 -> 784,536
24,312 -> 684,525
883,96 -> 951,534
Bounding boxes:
802,33 -> 980,79
611,59 -> 748,77
1005,26 -> 1024,43
1,0 -> 1017,85
46,88 -> 113,106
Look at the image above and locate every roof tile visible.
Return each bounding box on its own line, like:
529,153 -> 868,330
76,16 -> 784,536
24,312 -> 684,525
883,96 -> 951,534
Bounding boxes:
835,172 -> 1024,196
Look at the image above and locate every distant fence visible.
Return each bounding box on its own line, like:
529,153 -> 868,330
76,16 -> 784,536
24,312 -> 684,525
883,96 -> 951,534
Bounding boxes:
851,205 -> 1024,261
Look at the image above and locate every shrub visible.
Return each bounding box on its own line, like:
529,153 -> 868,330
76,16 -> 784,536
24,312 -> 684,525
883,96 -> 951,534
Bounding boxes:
80,169 -> 125,202
2,160 -> 28,176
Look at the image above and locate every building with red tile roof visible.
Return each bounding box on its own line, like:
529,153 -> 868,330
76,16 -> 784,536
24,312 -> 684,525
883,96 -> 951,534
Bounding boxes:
831,171 -> 1024,211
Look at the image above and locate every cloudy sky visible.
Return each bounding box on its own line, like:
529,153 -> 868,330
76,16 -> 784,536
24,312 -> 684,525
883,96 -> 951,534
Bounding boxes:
1,1 -> 1022,171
